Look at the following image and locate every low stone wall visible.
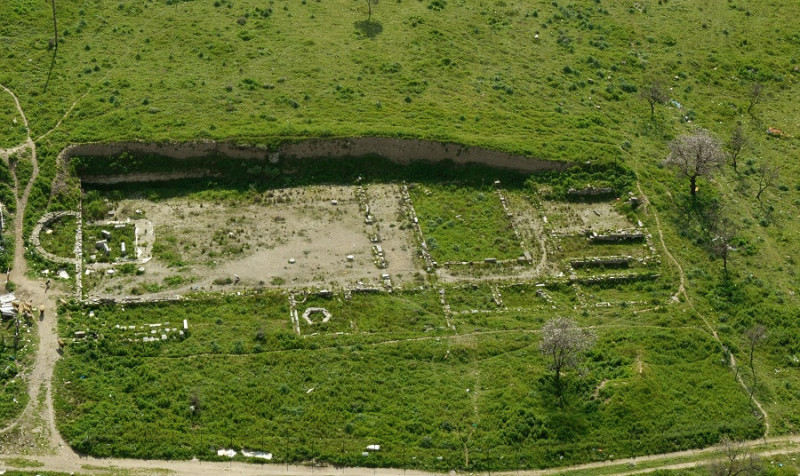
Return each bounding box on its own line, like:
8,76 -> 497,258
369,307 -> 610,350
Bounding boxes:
30,211 -> 81,266
59,137 -> 572,175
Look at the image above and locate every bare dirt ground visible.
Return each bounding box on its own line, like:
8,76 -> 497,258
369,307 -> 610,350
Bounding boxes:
85,184 -> 421,299
81,179 -> 652,295
541,200 -> 636,234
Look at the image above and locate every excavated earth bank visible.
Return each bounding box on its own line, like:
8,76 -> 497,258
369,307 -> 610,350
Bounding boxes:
59,137 -> 572,179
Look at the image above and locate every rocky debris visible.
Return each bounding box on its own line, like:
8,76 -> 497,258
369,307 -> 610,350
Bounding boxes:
372,244 -> 387,269
570,256 -> 631,269
302,307 -> 332,325
588,231 -> 645,243
567,187 -> 616,200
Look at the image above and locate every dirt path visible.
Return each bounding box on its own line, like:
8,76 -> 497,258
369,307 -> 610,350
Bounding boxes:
0,82 -> 69,455
0,434 -> 798,475
636,182 -> 769,435
35,75 -> 106,143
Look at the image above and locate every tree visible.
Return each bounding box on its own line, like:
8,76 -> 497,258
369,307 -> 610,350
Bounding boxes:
755,159 -> 780,212
539,317 -> 596,406
744,325 -> 767,404
709,436 -> 762,476
664,129 -> 725,198
50,0 -> 58,52
747,82 -> 763,115
365,0 -> 377,20
639,81 -> 668,120
727,124 -> 747,172
708,207 -> 736,275
44,0 -> 58,93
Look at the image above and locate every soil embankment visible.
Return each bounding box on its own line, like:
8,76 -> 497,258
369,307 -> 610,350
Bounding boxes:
60,137 -> 572,177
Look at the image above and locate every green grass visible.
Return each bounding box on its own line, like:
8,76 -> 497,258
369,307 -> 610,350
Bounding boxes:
557,235 -> 651,261
10,149 -> 33,193
411,184 -> 523,262
54,297 -> 762,470
4,0 -> 795,164
298,291 -> 445,337
0,92 -> 26,149
2,457 -> 44,468
445,284 -> 499,313
38,215 -> 77,259
0,316 -> 34,427
4,0 -> 800,470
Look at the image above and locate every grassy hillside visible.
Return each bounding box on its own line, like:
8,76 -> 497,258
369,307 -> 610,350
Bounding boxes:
2,0 -> 800,468
54,291 -> 761,469
0,0 -> 796,156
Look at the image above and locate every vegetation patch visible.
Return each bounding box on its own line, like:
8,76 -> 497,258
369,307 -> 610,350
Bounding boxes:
54,300 -> 761,470
297,291 -> 444,337
38,215 -> 77,259
410,184 -> 523,263
0,93 -> 26,149
0,313 -> 34,427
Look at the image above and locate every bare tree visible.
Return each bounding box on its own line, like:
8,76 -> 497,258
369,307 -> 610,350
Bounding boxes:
639,81 -> 668,120
365,0 -> 377,20
50,0 -> 58,51
664,129 -> 726,198
747,82 -> 763,115
727,124 -> 747,172
755,160 -> 780,212
44,0 -> 59,93
744,325 -> 767,403
540,317 -> 596,406
709,436 -> 762,476
708,208 -> 736,275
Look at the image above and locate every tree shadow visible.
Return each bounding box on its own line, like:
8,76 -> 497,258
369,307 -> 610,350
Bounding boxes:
44,47 -> 58,93
44,0 -> 58,93
354,20 -> 383,39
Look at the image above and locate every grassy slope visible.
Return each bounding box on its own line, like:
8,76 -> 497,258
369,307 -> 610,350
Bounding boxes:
0,0 -> 792,156
54,294 -> 761,469
2,0 -> 800,464
0,91 -> 26,149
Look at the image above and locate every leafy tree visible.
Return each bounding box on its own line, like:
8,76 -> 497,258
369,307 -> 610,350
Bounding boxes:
664,129 -> 725,198
539,317 -> 595,406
